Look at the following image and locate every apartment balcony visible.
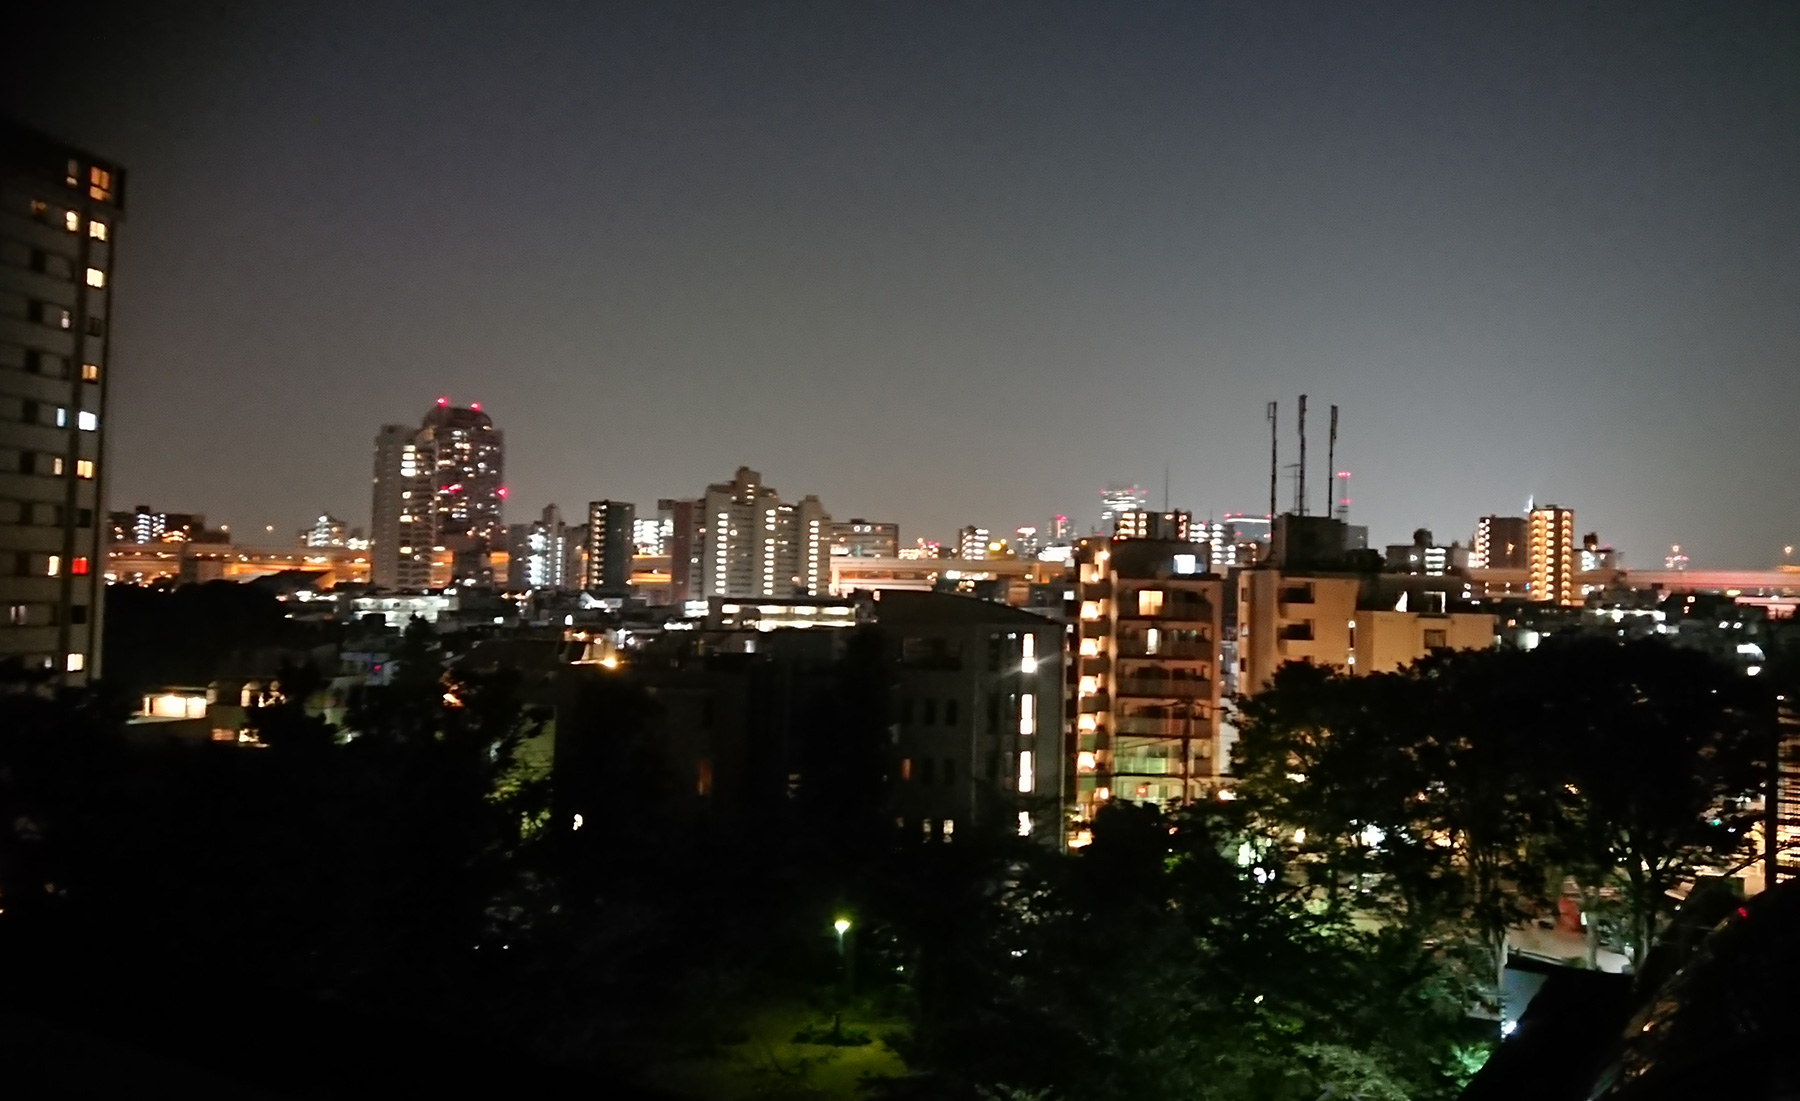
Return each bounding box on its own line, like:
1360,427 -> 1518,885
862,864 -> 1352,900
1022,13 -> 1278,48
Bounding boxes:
1110,754 -> 1182,776
1077,691 -> 1111,713
1115,638 -> 1212,660
1277,623 -> 1314,642
1114,677 -> 1211,700
1113,715 -> 1202,738
1079,654 -> 1111,676
1278,586 -> 1314,604
1081,578 -> 1112,599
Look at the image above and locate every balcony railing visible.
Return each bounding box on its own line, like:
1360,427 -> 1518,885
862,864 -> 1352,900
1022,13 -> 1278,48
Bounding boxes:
1115,639 -> 1212,659
1114,716 -> 1201,737
1114,678 -> 1211,699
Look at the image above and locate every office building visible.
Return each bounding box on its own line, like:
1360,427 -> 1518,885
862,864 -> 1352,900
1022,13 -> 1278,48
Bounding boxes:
1099,484 -> 1148,532
1012,526 -> 1041,559
1071,537 -> 1224,825
697,467 -> 831,599
1383,529 -> 1468,576
585,499 -> 635,592
109,505 -> 217,545
1,121 -> 122,683
369,400 -> 505,590
831,518 -> 899,559
1529,505 -> 1578,606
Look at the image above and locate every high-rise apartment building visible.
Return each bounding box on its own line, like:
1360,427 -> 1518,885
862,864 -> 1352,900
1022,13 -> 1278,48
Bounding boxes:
1115,509 -> 1192,541
369,401 -> 505,590
1470,515 -> 1529,569
584,499 -> 635,592
2,122 -> 123,683
1528,505 -> 1578,606
1071,538 -> 1224,827
956,526 -> 992,561
508,504 -> 580,592
830,518 -> 899,558
659,497 -> 703,607
301,513 -> 349,547
697,467 -> 831,599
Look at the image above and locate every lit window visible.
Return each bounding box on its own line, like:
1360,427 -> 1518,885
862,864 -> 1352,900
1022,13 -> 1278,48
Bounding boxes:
942,819 -> 955,841
47,555 -> 61,577
1080,601 -> 1102,620
66,653 -> 85,672
65,210 -> 79,231
55,408 -> 67,427
81,363 -> 99,382
75,459 -> 95,479
50,457 -> 65,476
89,220 -> 107,241
1018,752 -> 1035,793
1019,694 -> 1036,735
1079,637 -> 1099,656
1138,590 -> 1164,616
71,557 -> 90,576
86,268 -> 105,288
1017,811 -> 1033,837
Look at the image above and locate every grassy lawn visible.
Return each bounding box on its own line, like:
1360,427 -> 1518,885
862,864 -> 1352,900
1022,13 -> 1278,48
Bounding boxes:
641,998 -> 910,1099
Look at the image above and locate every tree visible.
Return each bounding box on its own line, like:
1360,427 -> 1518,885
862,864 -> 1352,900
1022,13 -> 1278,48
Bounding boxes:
1538,636 -> 1771,969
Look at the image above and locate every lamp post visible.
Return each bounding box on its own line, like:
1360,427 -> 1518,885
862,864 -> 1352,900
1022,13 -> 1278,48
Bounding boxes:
832,916 -> 854,1041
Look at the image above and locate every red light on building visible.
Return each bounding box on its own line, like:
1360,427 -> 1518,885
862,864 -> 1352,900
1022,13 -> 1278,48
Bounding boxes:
470,402 -> 481,410
436,397 -> 448,406
71,556 -> 90,575
497,487 -> 508,498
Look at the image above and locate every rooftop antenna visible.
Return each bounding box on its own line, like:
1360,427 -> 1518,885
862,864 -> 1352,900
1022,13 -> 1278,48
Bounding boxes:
1327,404 -> 1338,522
1163,462 -> 1170,514
1266,401 -> 1278,520
1296,394 -> 1308,516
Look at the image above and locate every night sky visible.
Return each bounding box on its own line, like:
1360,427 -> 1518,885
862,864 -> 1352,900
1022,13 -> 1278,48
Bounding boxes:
6,2 -> 1799,565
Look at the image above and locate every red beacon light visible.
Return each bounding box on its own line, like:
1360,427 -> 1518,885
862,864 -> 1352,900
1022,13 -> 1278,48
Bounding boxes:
497,487 -> 508,498
436,397 -> 448,406
470,402 -> 481,410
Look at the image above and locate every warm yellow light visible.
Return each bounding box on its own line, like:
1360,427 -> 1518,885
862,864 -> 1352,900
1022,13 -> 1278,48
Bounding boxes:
833,918 -> 851,935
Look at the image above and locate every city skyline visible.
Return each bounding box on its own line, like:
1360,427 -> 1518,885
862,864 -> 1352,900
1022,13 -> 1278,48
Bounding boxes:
6,4 -> 1799,566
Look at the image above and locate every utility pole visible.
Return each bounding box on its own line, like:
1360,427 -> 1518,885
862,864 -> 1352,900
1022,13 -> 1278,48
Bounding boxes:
1266,401 -> 1278,520
1296,395 -> 1308,516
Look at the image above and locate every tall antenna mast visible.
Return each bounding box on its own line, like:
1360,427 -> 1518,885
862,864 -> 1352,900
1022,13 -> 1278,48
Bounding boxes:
1266,401 -> 1278,519
1163,462 -> 1170,514
1296,394 -> 1308,516
1327,404 -> 1338,522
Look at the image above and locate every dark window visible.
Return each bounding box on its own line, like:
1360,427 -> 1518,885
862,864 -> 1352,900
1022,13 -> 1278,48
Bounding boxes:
921,698 -> 937,725
20,400 -> 37,424
985,752 -> 999,780
75,508 -> 91,527
701,697 -> 715,728
985,692 -> 999,733
944,699 -> 958,726
943,758 -> 956,784
1424,629 -> 1448,649
987,634 -> 1002,672
85,317 -> 104,336
69,605 -> 87,624
899,697 -> 913,724
19,452 -> 35,475
919,757 -> 936,785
